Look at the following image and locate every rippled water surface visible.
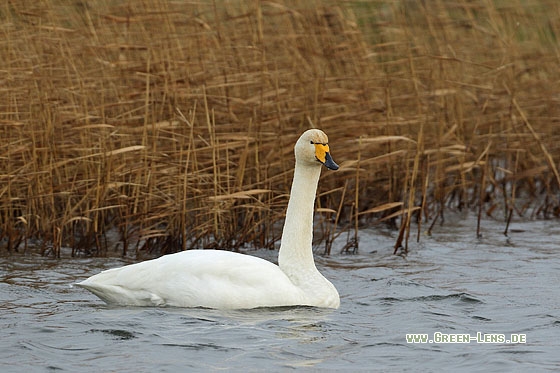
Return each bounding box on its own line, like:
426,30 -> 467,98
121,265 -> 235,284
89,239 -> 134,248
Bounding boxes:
1,216 -> 559,371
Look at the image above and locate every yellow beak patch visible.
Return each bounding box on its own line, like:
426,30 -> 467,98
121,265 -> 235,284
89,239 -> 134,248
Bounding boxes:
314,143 -> 330,163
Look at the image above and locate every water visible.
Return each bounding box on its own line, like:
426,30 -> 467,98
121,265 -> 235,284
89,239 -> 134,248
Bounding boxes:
1,215 -> 559,371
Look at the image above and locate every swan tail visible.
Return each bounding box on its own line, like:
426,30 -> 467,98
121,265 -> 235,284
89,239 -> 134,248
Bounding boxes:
76,281 -> 165,306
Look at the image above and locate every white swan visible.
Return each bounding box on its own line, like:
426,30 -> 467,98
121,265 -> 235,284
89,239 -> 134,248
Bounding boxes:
77,129 -> 340,309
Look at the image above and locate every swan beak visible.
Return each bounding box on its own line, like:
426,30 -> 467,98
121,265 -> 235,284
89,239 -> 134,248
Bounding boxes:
315,144 -> 339,170
324,152 -> 339,170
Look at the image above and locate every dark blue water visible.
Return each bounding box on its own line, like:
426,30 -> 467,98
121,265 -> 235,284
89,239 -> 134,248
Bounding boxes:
1,215 -> 559,371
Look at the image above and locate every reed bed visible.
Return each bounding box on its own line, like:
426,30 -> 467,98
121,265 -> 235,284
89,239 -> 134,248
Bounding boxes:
1,0 -> 559,257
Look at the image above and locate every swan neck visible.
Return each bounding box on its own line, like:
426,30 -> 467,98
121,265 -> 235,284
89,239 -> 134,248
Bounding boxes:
278,162 -> 321,269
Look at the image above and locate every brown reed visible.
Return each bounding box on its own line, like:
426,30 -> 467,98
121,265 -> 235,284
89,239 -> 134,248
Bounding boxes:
1,0 -> 559,257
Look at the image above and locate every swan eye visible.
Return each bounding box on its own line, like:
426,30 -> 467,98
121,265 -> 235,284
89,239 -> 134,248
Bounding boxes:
310,141 -> 314,144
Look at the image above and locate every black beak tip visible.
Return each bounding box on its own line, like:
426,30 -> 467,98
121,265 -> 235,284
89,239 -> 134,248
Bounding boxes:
326,163 -> 339,171
324,153 -> 339,170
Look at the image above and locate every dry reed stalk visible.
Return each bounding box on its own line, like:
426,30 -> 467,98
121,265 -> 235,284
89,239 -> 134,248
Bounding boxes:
1,0 -> 559,256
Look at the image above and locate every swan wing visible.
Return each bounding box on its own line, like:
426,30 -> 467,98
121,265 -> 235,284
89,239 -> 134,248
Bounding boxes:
77,250 -> 307,309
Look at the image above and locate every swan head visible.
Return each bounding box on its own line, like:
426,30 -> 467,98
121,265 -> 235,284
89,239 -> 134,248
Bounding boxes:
295,129 -> 339,170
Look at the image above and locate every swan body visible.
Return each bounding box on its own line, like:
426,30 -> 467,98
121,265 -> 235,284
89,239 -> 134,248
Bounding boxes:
77,129 -> 340,309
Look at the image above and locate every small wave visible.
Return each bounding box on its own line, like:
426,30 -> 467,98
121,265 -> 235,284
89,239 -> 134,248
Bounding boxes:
88,329 -> 137,340
377,292 -> 483,304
